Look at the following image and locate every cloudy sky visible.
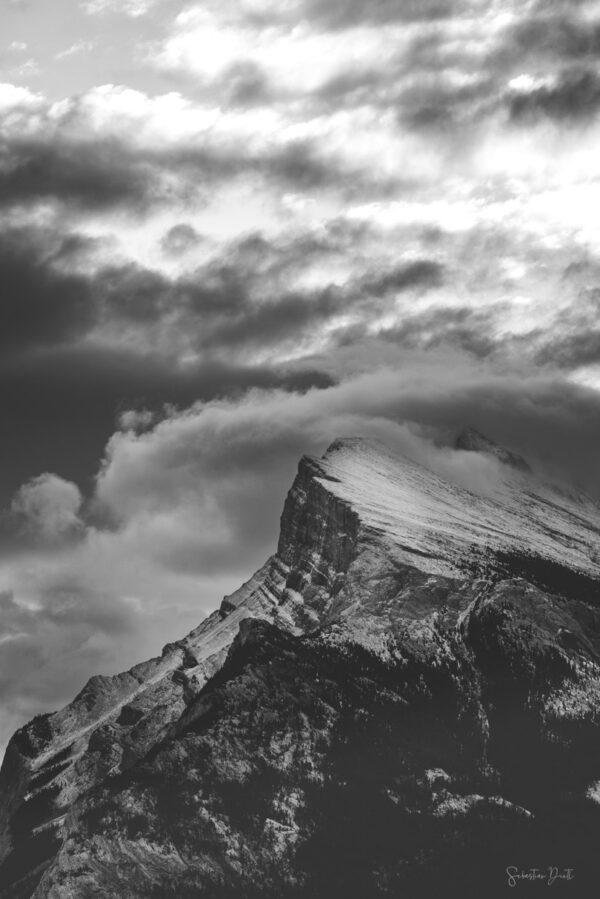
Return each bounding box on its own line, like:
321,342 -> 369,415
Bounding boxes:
2,0 -> 600,751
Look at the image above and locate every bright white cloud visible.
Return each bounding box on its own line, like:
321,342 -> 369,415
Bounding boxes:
0,82 -> 42,111
48,85 -> 220,144
569,365 -> 600,394
156,6 -> 408,92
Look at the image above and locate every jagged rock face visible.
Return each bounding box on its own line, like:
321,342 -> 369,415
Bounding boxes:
277,454 -> 360,593
2,436 -> 600,897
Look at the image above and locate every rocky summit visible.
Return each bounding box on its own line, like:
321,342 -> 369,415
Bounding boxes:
2,435 -> 600,898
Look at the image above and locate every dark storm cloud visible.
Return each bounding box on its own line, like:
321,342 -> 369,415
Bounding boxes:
0,224 -> 347,358
0,125 -> 397,221
85,227 -> 448,350
312,67 -> 386,109
0,226 -> 163,360
533,268 -> 600,367
182,282 -> 332,349
328,303 -> 500,361
537,330 -> 600,368
362,260 -> 445,295
0,227 -> 95,351
195,286 -> 344,349
536,286 -> 600,369
97,263 -> 169,323
235,0 -> 457,30
265,140 -> 347,191
505,10 -> 600,64
0,213 -> 508,416
0,219 -> 348,505
335,2 -> 600,136
0,136 -> 158,210
0,217 -> 359,357
380,306 -> 498,358
220,61 -> 272,107
160,140 -> 356,195
160,223 -> 203,255
92,248 -> 342,337
294,0 -> 461,29
399,76 -> 499,132
169,138 -> 390,198
177,248 -> 447,351
310,27 -> 496,124
508,67 -> 600,122
0,213 -> 449,506
0,121 -> 389,220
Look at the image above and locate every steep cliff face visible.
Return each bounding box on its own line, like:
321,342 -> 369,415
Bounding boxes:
2,436 -> 600,898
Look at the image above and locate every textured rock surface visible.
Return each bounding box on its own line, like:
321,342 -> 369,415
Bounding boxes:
2,435 -> 600,897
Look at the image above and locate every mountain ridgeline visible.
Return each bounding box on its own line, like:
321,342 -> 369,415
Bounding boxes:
2,433 -> 600,898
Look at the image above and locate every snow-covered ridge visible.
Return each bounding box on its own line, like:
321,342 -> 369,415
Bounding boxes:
309,435 -> 600,580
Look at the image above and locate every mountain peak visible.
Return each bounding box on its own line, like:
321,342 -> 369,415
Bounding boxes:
323,436 -> 378,456
309,432 -> 598,580
455,426 -> 531,472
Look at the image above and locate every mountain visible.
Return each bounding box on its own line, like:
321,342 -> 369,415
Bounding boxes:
2,435 -> 600,898
454,426 -> 532,472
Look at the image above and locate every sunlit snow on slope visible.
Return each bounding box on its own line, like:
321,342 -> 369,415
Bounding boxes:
312,437 -> 600,579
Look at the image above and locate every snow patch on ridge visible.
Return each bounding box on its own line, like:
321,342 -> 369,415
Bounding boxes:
307,436 -> 600,580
